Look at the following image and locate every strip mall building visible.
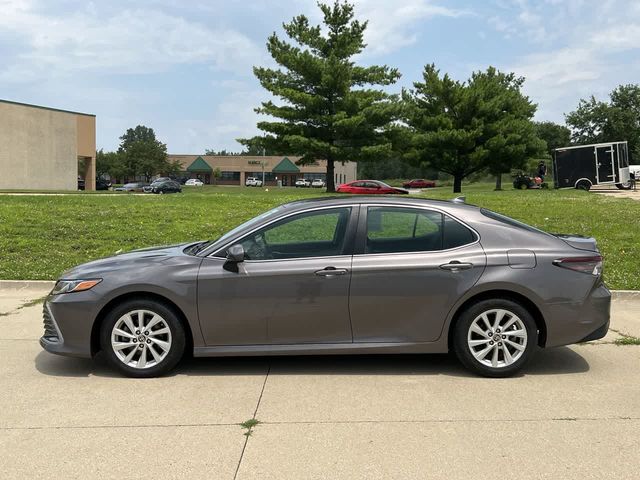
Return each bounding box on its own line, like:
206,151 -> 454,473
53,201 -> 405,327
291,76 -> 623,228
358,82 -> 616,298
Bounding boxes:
169,154 -> 357,186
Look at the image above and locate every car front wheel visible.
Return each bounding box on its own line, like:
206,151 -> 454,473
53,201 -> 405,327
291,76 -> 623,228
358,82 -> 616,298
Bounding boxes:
100,299 -> 186,378
453,299 -> 537,377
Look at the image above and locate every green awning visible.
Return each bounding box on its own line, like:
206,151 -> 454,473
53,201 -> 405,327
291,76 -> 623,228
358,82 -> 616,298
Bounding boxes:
186,156 -> 212,172
271,157 -> 300,173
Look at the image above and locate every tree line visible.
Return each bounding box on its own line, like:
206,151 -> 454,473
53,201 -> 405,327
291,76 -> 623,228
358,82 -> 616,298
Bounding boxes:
239,1 -> 639,192
98,1 -> 639,193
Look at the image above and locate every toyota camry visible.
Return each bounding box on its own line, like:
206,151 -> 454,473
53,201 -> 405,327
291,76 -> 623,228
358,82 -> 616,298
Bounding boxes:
40,196 -> 610,378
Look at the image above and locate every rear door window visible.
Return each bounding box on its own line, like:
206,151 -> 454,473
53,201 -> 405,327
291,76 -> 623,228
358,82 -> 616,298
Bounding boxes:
363,207 -> 476,254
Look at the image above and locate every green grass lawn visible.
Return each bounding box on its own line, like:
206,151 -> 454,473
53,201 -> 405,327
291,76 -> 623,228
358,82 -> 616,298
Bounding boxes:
0,184 -> 638,289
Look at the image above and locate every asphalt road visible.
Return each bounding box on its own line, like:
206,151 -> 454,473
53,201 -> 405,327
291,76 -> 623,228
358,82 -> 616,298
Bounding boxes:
1,284 -> 638,479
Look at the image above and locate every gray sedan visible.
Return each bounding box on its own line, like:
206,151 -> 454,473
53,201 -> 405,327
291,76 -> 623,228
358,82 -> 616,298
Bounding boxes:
40,197 -> 610,378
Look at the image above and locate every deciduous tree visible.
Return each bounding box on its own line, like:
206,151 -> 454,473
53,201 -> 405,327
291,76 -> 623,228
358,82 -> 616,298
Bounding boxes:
403,65 -> 543,192
118,125 -> 169,182
534,121 -> 571,157
566,84 -> 640,160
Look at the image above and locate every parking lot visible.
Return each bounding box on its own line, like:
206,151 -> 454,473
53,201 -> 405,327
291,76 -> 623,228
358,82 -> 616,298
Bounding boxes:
1,282 -> 639,479
591,184 -> 640,201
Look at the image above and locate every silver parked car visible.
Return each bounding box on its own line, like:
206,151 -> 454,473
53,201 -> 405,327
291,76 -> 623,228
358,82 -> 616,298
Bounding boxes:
40,197 -> 610,378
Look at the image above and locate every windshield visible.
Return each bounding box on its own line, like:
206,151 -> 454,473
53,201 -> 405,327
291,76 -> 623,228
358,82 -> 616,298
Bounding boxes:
205,205 -> 287,253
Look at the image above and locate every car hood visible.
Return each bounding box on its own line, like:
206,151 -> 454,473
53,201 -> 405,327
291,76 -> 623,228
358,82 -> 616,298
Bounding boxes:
59,242 -> 195,279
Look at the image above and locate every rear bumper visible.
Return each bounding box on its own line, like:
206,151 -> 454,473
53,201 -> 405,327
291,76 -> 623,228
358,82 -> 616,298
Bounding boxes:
543,283 -> 611,348
577,318 -> 610,343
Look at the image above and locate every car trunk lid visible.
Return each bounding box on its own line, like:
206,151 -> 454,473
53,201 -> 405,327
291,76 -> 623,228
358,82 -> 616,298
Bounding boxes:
553,234 -> 599,252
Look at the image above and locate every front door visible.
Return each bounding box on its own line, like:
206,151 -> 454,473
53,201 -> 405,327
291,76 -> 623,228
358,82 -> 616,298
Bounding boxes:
197,207 -> 357,345
349,205 -> 486,343
596,146 -> 615,183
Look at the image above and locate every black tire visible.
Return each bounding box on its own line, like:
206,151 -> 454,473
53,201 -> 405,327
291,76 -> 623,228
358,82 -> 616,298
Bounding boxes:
576,180 -> 591,191
615,182 -> 632,190
100,298 -> 186,378
453,298 -> 538,378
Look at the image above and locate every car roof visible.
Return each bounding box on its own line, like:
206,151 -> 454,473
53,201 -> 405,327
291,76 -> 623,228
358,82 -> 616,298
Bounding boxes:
280,195 -> 478,213
199,194 -> 488,257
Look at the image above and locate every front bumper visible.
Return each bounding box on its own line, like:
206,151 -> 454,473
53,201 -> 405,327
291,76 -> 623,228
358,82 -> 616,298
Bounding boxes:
39,293 -> 98,359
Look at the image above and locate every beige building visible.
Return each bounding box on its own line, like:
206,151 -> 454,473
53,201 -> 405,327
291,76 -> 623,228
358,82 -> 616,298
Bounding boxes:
0,99 -> 96,190
169,154 -> 357,187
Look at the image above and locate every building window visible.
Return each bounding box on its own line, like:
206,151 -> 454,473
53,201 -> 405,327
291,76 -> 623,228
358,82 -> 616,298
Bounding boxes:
302,173 -> 326,181
220,171 -> 240,181
247,172 -> 277,182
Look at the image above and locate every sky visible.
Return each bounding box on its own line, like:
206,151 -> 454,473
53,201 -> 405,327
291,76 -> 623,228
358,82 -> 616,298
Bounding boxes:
1,0 -> 639,153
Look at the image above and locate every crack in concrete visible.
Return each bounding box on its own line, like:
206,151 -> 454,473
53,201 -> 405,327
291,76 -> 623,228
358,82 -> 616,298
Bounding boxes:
1,422 -> 240,431
4,415 -> 636,433
234,364 -> 271,480
0,296 -> 46,318
257,417 -> 639,425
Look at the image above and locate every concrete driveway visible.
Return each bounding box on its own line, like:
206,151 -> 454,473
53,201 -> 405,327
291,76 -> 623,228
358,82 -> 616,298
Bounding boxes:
1,283 -> 638,479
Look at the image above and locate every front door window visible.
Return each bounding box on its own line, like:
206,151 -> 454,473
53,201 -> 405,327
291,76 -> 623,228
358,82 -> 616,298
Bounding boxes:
238,207 -> 352,260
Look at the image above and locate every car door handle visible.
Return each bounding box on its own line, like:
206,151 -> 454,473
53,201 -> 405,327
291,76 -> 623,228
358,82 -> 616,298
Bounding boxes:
315,267 -> 348,277
439,262 -> 473,271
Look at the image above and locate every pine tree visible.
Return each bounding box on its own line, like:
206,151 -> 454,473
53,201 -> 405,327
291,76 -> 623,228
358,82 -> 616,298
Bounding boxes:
238,1 -> 400,192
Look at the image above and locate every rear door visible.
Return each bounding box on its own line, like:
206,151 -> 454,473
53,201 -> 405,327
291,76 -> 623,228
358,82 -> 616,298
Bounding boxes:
349,205 -> 486,343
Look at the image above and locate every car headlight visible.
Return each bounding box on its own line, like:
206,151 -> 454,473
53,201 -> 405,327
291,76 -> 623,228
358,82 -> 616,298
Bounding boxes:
51,279 -> 102,295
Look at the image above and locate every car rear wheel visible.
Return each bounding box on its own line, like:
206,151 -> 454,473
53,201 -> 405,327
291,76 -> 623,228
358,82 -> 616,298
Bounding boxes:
100,299 -> 185,378
453,299 -> 538,378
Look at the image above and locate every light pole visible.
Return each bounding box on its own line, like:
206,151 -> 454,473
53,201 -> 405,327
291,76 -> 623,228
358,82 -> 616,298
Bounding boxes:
261,147 -> 266,187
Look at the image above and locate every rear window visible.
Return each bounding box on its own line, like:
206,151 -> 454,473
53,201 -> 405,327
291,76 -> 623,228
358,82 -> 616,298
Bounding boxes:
444,215 -> 477,249
480,208 -> 548,235
363,206 -> 477,254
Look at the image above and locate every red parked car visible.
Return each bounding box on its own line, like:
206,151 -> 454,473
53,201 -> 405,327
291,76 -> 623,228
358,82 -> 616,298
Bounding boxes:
336,180 -> 409,195
402,179 -> 436,188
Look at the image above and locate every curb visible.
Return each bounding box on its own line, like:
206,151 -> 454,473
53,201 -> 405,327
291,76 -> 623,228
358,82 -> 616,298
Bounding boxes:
611,290 -> 640,301
0,280 -> 55,291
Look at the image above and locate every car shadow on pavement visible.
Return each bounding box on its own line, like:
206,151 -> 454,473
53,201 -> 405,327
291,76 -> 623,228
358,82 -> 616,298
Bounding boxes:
35,346 -> 589,378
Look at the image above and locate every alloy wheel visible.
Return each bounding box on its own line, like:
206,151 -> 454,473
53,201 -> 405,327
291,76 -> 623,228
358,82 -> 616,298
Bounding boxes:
110,309 -> 172,369
467,309 -> 528,368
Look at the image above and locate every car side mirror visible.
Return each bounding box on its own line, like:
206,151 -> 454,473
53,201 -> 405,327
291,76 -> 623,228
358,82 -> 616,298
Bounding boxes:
223,244 -> 245,272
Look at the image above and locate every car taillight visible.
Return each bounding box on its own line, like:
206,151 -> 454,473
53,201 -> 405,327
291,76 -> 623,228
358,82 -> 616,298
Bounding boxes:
553,256 -> 603,276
